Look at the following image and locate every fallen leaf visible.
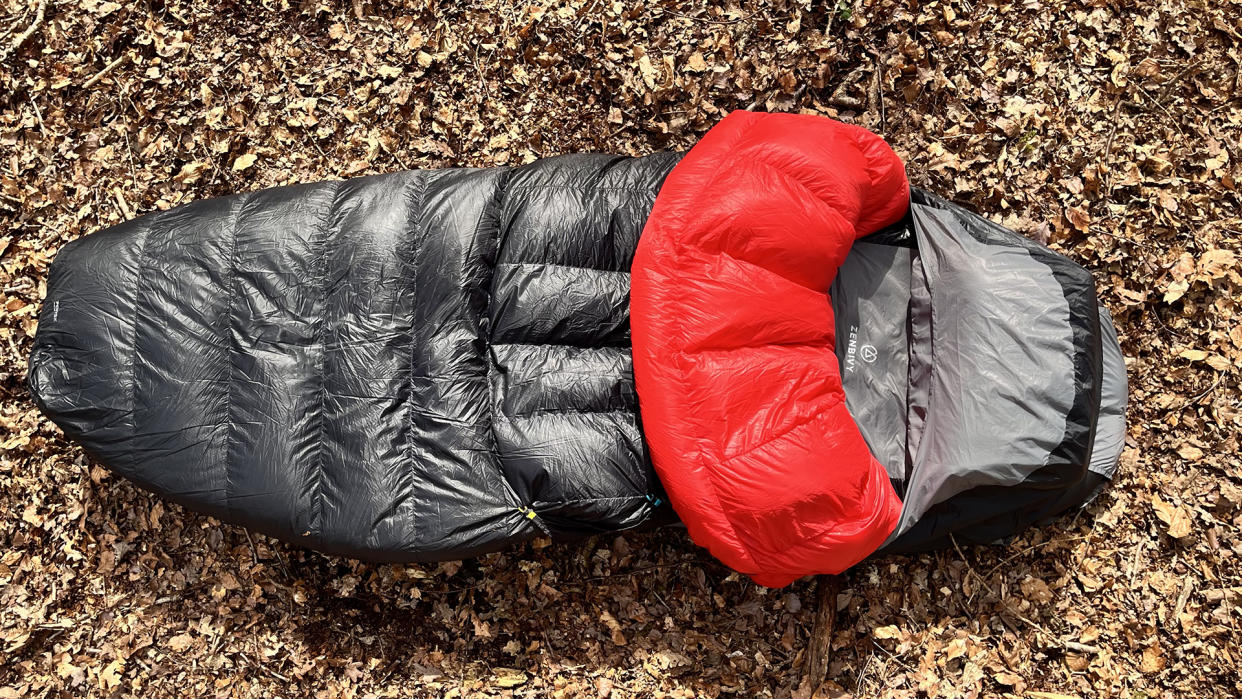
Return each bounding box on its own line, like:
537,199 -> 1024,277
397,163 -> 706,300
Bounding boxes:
1198,249 -> 1236,279
1163,279 -> 1189,303
232,153 -> 258,171
1065,205 -> 1091,232
1141,642 -> 1167,673
994,671 -> 1022,686
873,625 -> 902,640
493,668 -> 527,688
1177,444 -> 1203,460
1020,577 -> 1054,604
1152,494 -> 1193,538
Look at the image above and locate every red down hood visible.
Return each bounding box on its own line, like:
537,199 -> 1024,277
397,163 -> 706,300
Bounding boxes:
631,111 -> 909,587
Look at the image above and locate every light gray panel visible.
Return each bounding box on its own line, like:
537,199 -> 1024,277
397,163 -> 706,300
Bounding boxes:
830,243 -> 912,483
1090,309 -> 1127,479
889,204 -> 1078,539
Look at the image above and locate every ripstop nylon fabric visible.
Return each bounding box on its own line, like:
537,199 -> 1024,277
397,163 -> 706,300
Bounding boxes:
29,153 -> 681,561
630,111 -> 909,586
30,111 -> 1127,588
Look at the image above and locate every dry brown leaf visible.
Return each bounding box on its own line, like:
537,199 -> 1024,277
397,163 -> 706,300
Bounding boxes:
167,633 -> 194,652
493,668 -> 527,688
1065,205 -> 1091,232
1141,643 -> 1167,673
1152,495 -> 1193,539
1198,249 -> 1236,279
1177,444 -> 1203,461
231,153 -> 258,171
873,625 -> 902,640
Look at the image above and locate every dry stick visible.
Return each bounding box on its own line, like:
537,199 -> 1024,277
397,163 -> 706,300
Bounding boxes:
82,53 -> 131,91
572,0 -> 600,31
802,574 -> 842,692
949,534 -> 986,603
1172,576 -> 1195,625
1155,59 -> 1203,104
983,534 -> 1088,578
867,52 -> 885,132
0,0 -> 48,63
242,529 -> 262,566
744,81 -> 806,113
1100,98 -> 1125,193
1063,640 -> 1103,655
853,653 -> 873,693
29,95 -> 47,138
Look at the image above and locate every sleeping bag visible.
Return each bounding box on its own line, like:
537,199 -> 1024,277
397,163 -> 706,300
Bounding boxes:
28,111 -> 1127,586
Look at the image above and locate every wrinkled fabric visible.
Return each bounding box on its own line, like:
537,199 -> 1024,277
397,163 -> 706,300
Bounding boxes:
630,111 -> 908,587
867,189 -> 1125,554
30,111 -> 1127,585
29,153 -> 680,560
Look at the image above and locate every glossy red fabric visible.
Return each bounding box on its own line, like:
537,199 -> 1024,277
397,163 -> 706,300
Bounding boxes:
630,111 -> 908,587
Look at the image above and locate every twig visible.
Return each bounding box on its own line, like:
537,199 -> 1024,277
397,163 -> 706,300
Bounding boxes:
746,89 -> 772,112
0,0 -> 48,63
1101,99 -> 1124,157
1007,610 -> 1053,644
243,529 -> 261,566
112,188 -> 132,219
949,534 -> 985,602
984,534 -> 1088,578
1063,640 -> 1102,655
1172,576 -> 1194,627
1168,374 -> 1224,413
1203,586 -> 1242,602
869,53 -> 886,131
1155,59 -> 1203,103
579,559 -> 706,583
1133,83 -> 1187,141
82,53 -> 131,91
29,95 -> 47,138
801,574 -> 842,693
1100,97 -> 1125,192
572,0 -> 600,31
754,83 -> 809,113
854,653 -> 874,693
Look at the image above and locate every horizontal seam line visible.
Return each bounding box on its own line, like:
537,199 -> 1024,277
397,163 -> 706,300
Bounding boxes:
507,184 -> 660,194
496,261 -> 632,275
533,495 -> 650,506
505,409 -> 635,419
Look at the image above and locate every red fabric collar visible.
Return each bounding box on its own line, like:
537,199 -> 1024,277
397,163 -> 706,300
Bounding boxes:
630,111 -> 908,586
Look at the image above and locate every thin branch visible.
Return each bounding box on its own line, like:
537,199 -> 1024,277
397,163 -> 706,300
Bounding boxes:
1063,640 -> 1103,655
82,53 -> 131,90
800,574 -> 842,693
1,0 -> 49,63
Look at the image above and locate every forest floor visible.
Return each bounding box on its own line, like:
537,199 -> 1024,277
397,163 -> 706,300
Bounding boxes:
1,0 -> 1240,696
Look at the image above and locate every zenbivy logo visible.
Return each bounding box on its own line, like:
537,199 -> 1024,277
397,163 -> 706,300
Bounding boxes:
845,325 -> 859,373
845,325 -> 877,373
860,344 -> 878,363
